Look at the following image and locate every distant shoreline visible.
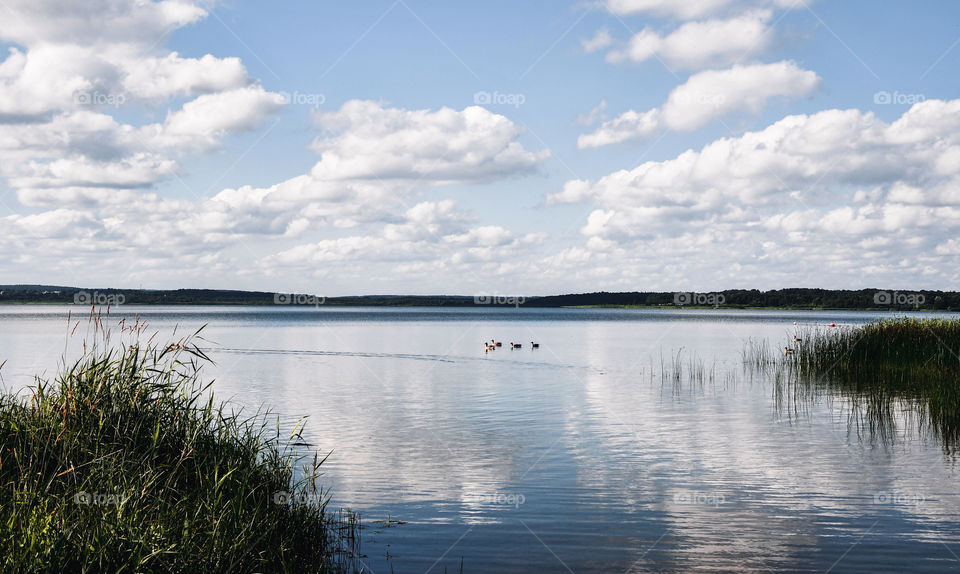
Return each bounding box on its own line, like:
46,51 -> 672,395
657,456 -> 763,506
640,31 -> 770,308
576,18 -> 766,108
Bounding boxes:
1,302 -> 948,312
564,304 -> 948,312
1,285 -> 958,311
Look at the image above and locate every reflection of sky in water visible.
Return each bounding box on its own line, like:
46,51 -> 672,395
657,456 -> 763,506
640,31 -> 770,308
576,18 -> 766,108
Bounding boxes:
2,306 -> 959,573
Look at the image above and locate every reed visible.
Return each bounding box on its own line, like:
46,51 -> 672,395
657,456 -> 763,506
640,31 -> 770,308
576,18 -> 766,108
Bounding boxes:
749,318 -> 960,449
0,311 -> 361,573
654,348 -> 721,391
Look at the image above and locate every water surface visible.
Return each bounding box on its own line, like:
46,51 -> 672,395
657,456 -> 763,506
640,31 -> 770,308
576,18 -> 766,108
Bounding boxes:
2,306 -> 959,572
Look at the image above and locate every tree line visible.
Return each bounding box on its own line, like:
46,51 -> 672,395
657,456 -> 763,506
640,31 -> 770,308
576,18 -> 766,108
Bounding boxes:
1,285 -> 958,310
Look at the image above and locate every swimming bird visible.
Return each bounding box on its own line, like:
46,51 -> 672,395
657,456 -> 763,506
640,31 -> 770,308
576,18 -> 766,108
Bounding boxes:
510,342 -> 522,349
793,336 -> 802,343
485,342 -> 495,352
530,342 -> 539,349
495,341 -> 502,347
784,346 -> 795,355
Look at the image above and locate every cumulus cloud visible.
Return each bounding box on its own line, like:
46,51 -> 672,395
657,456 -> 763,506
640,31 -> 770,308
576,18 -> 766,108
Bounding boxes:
556,99 -> 960,287
258,198 -> 549,290
605,0 -> 738,19
662,61 -> 820,129
578,61 -> 819,148
0,0 -> 284,205
563,100 -> 960,212
0,2 -> 554,289
308,100 -> 550,183
576,100 -> 608,127
2,0 -> 953,294
199,101 -> 550,236
149,86 -> 286,151
0,98 -> 551,289
577,109 -> 660,149
605,11 -> 773,69
172,100 -> 547,241
167,99 -> 550,244
124,53 -> 250,99
604,0 -> 800,19
0,0 -> 207,46
582,29 -> 613,53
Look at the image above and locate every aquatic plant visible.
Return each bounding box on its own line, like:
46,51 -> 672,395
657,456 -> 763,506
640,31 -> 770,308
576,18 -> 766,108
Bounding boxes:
750,318 -> 960,450
0,310 -> 361,573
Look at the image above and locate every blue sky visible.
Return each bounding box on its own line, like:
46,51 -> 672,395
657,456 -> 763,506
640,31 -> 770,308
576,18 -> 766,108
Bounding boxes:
1,1 -> 959,294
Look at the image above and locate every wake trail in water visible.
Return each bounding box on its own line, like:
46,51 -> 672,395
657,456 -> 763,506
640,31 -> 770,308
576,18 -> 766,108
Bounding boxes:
201,346 -> 584,370
202,346 -> 457,363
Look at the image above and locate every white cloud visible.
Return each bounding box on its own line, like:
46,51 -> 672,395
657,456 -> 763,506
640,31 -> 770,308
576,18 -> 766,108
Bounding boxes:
576,100 -> 608,127
577,108 -> 660,149
662,61 -> 820,130
0,0 -> 284,204
582,29 -> 613,53
935,239 -> 960,255
556,99 -> 960,286
124,53 -> 250,99
150,85 -> 286,151
1,1 -> 953,294
259,200 -> 541,278
0,0 -> 207,46
201,101 -> 549,237
605,0 -> 738,19
606,11 -> 773,70
308,100 -> 550,182
0,99 -> 552,289
579,62 -> 819,148
604,0 -> 800,19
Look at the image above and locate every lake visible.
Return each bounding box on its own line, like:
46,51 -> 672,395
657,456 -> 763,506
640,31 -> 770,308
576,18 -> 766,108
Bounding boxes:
2,306 -> 959,573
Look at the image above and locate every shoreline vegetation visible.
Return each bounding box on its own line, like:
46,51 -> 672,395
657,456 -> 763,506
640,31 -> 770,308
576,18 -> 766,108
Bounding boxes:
2,285 -> 960,310
0,312 -> 361,573
747,318 -> 960,451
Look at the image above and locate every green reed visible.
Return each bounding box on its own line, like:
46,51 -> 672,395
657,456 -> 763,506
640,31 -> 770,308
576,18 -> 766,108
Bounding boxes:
0,310 -> 361,573
750,318 -> 960,450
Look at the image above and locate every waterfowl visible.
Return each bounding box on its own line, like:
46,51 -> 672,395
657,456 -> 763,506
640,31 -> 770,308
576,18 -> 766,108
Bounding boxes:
485,342 -> 495,351
793,336 -> 802,343
530,342 -> 539,349
495,341 -> 502,347
784,346 -> 795,355
510,342 -> 522,349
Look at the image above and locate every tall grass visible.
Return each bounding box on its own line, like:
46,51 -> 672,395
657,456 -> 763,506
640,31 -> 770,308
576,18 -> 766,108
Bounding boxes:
0,310 -> 361,573
748,318 -> 960,450
656,348 -> 720,388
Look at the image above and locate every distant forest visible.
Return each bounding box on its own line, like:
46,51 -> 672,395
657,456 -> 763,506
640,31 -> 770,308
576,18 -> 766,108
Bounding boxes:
1,285 -> 958,310
526,289 -> 959,310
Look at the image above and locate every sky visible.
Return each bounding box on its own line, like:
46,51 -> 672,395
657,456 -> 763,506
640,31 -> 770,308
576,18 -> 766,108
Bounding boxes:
1,0 -> 959,296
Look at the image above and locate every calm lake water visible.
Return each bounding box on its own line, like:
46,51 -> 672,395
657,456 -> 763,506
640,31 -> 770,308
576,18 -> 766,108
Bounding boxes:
2,306 -> 960,573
